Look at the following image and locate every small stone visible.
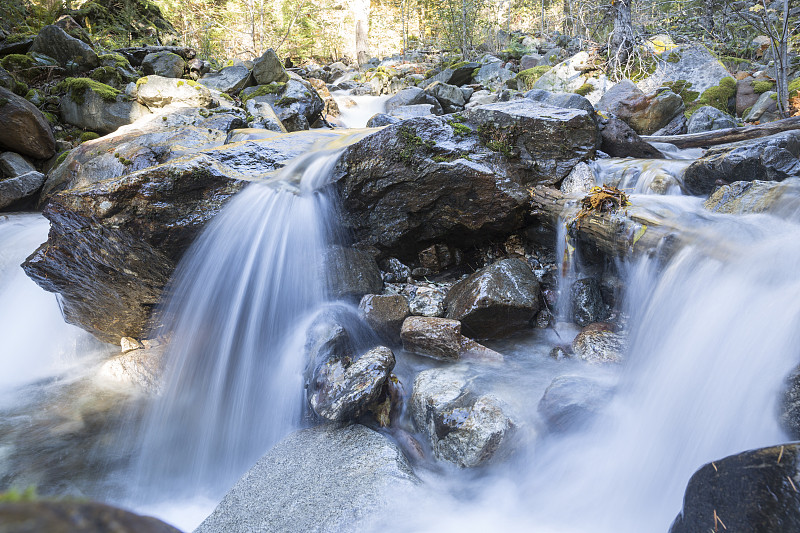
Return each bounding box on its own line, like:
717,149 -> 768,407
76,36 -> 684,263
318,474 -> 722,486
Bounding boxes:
120,336 -> 143,353
571,323 -> 626,364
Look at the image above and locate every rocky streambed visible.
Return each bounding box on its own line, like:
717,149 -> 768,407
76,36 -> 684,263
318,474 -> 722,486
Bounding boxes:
1,21 -> 800,533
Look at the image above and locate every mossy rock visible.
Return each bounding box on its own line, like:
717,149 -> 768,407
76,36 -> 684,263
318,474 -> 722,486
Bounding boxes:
686,76 -> 736,116
98,52 -> 132,70
516,65 -> 551,90
56,77 -> 121,105
90,66 -> 124,86
0,54 -> 35,73
573,83 -> 594,97
753,80 -> 775,94
241,82 -> 285,103
80,131 -> 101,142
789,78 -> 800,99
663,80 -> 700,106
67,0 -> 176,48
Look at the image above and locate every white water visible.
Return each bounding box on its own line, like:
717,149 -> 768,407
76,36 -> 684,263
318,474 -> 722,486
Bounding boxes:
2,142 -> 800,533
333,92 -> 390,128
0,214 -> 108,401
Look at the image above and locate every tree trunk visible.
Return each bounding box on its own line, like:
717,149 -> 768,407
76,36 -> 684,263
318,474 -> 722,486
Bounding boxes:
774,0 -> 790,117
353,0 -> 370,66
608,0 -> 634,77
641,116 -> 800,148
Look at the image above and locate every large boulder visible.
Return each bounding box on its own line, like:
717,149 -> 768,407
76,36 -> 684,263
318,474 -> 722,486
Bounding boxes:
41,107 -> 244,202
199,65 -> 252,94
135,75 -> 213,108
743,91 -> 780,123
683,131 -> 800,195
141,51 -> 185,78
252,48 -> 289,85
0,169 -> 45,209
0,87 -> 56,159
638,45 -> 733,95
60,84 -> 151,134
422,62 -> 479,87
599,117 -> 664,159
29,24 -> 99,70
411,367 -> 516,468
334,100 -> 599,259
595,81 -> 685,135
524,88 -> 595,115
244,96 -> 287,132
703,180 -> 798,215
532,51 -> 613,104
444,258 -> 540,338
425,81 -> 465,113
242,79 -> 324,132
195,424 -> 419,533
686,105 -> 737,133
474,60 -> 514,87
0,500 -> 181,533
23,131 -> 340,343
669,444 -> 800,533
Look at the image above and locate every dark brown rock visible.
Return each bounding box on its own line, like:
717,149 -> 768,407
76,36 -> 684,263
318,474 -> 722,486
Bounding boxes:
0,87 -> 56,159
670,444 -> 800,533
359,294 -> 410,345
0,500 -> 181,533
444,257 -> 540,338
334,100 -> 598,259
400,316 -> 463,360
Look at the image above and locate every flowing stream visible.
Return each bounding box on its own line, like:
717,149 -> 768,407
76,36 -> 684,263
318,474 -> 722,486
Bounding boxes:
1,135 -> 799,532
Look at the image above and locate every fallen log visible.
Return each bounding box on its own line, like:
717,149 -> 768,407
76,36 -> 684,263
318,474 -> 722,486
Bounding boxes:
641,116 -> 800,149
530,186 -> 682,261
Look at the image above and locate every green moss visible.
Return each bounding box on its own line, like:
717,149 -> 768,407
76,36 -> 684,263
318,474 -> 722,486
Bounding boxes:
573,83 -> 594,97
0,487 -> 36,502
13,81 -> 27,96
0,97 -> 8,107
663,80 -> 700,106
218,92 -> 233,101
450,61 -> 469,69
742,105 -> 753,118
687,77 -> 736,116
448,120 -> 472,136
666,51 -> 681,63
53,150 -> 70,168
276,96 -> 298,107
43,111 -> 57,123
788,78 -> 800,98
472,67 -> 480,78
135,76 -> 148,88
80,131 -> 100,142
0,54 -> 34,72
241,82 -> 285,103
752,80 -> 775,94
90,66 -> 123,86
98,53 -> 130,69
397,125 -> 435,163
485,139 -> 513,158
4,33 -> 34,44
56,77 -> 121,105
517,66 -> 551,90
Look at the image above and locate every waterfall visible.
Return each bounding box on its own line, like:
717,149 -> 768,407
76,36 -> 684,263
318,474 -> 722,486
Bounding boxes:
129,144 -> 348,502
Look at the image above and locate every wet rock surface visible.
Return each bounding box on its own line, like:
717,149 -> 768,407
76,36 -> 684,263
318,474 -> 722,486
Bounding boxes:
599,116 -> 664,159
195,424 -> 418,533
411,367 -> 515,468
669,444 -> 800,533
444,258 -> 541,338
401,316 -> 463,360
334,100 -> 598,259
0,500 -> 181,533
570,277 -> 606,326
780,364 -> 800,440
310,346 -> 395,422
538,375 -> 613,433
571,323 -> 626,364
325,246 -> 383,301
684,131 -> 800,196
359,294 -> 410,345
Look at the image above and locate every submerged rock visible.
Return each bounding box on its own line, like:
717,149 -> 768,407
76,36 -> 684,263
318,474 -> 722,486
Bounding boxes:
684,131 -> 800,195
538,375 -> 613,433
703,180 -> 790,215
411,367 -> 515,468
669,443 -> 800,533
334,100 -> 598,258
0,500 -> 181,533
195,424 -> 418,533
444,258 -> 541,339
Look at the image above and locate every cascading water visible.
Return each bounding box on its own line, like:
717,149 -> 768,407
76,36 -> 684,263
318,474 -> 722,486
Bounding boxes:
125,134 -> 372,527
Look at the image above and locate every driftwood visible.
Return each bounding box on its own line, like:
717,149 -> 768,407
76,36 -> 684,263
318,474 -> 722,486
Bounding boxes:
641,116 -> 800,149
530,186 -> 681,261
